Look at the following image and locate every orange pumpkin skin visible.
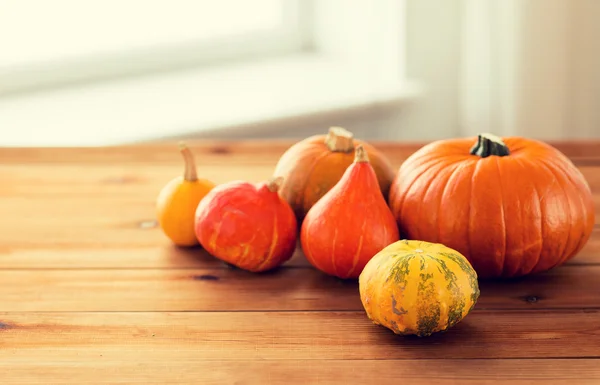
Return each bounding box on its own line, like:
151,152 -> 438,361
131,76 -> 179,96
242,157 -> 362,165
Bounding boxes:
274,127 -> 396,221
388,134 -> 596,279
301,146 -> 400,279
194,178 -> 297,272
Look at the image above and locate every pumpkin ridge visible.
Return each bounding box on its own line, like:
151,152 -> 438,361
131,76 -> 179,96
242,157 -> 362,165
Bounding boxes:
302,219 -> 325,273
523,157 -> 555,274
539,157 -> 580,268
387,254 -> 415,286
418,256 -> 426,271
498,158 -> 525,277
438,252 -> 479,306
331,228 -> 339,278
437,160 -> 469,244
412,158 -> 466,239
512,157 -> 544,276
208,211 -> 228,252
432,252 -> 468,328
428,257 -> 458,291
495,157 -> 508,276
240,243 -> 251,260
374,255 -> 400,328
347,227 -> 365,278
255,211 -> 279,271
393,157 -> 449,223
538,158 -> 572,268
543,155 -> 595,262
298,149 -> 335,217
415,260 -> 442,336
466,159 -> 482,264
239,230 -> 258,266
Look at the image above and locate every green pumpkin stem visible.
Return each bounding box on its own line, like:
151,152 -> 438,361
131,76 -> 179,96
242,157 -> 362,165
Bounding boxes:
469,133 -> 510,158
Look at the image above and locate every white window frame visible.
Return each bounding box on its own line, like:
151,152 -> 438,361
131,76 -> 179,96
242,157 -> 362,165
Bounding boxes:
0,0 -> 313,96
0,0 -> 420,147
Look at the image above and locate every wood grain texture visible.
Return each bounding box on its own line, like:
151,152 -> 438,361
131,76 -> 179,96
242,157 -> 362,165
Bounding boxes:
2,360 -> 600,385
0,229 -> 597,269
0,159 -> 598,269
1,265 -> 600,312
1,139 -> 600,384
1,311 -> 599,360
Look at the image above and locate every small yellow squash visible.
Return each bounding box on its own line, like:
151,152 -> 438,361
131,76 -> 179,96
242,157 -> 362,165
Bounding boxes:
156,143 -> 216,246
358,240 -> 480,337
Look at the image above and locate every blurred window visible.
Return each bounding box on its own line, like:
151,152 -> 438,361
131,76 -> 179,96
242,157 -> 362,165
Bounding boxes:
0,0 -> 311,93
0,0 -> 412,146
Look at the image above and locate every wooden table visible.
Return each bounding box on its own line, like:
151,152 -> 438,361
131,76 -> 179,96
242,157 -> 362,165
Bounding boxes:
1,140 -> 599,384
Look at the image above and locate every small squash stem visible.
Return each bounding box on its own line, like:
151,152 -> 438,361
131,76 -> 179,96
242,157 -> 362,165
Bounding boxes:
267,176 -> 284,192
469,133 -> 510,158
354,144 -> 370,163
325,126 -> 355,152
179,142 -> 198,182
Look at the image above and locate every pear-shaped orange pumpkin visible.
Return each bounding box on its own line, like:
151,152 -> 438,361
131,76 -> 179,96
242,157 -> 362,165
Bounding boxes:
274,127 -> 395,221
300,145 -> 400,279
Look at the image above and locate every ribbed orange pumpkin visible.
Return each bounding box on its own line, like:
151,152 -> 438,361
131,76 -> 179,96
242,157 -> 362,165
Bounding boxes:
273,127 -> 395,221
388,133 -> 596,279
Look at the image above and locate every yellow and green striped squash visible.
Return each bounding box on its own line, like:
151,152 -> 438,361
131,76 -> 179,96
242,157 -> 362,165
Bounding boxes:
358,240 -> 480,337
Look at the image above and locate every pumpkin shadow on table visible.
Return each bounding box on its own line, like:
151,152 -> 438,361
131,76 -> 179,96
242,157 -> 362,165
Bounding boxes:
163,244 -> 225,268
368,315 -> 488,355
475,267 -> 572,309
366,267 -> 578,354
219,260 -> 361,297
168,243 -> 312,270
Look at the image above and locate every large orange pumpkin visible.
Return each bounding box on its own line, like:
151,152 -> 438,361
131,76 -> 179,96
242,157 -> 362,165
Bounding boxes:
274,127 -> 395,220
388,133 -> 596,279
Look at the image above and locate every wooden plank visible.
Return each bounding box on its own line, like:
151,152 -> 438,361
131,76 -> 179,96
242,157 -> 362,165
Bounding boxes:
0,141 -> 300,165
0,146 -> 598,270
1,139 -> 599,164
0,163 -> 274,252
0,231 -> 597,269
0,167 -> 598,270
0,229 -> 597,269
1,265 -> 599,312
1,147 -> 599,191
2,359 -> 599,385
1,311 -> 599,360
0,267 -> 358,312
0,244 -> 313,270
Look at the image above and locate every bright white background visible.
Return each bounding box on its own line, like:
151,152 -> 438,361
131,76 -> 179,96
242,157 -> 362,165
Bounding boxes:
0,0 -> 598,147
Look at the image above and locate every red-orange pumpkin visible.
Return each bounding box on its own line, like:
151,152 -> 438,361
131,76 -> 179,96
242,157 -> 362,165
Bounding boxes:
388,133 -> 596,279
274,127 -> 396,221
301,145 -> 400,279
194,177 -> 297,272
